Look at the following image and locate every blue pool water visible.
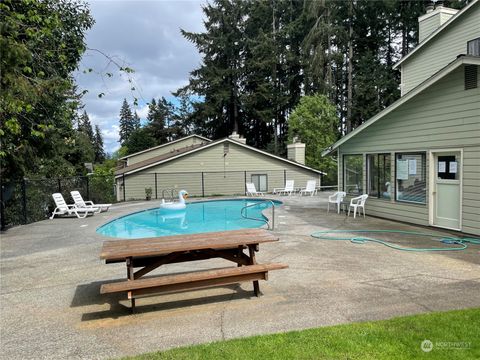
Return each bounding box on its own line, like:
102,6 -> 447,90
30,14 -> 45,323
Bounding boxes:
97,199 -> 281,239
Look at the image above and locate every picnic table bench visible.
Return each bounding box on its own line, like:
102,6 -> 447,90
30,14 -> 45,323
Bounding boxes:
100,229 -> 288,313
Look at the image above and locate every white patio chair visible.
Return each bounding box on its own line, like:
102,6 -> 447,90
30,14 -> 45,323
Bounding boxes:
246,183 -> 264,196
276,180 -> 295,196
348,194 -> 369,219
71,190 -> 112,213
300,180 -> 317,196
327,191 -> 346,214
50,193 -> 98,219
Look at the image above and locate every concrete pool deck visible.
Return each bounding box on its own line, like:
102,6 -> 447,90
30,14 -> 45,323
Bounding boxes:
1,194 -> 479,359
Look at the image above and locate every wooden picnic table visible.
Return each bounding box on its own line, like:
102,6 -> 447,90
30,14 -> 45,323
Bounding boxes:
100,229 -> 288,313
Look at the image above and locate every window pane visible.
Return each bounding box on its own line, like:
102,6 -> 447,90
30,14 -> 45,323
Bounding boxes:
467,38 -> 480,56
344,155 -> 363,195
251,174 -> 267,192
437,155 -> 460,180
383,155 -> 392,199
368,155 -> 379,197
396,153 -> 426,204
368,154 -> 391,199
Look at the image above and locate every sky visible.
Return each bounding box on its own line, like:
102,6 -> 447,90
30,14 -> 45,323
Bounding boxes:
75,0 -> 205,154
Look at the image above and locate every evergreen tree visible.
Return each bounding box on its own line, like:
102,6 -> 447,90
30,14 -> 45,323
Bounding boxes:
118,98 -> 135,145
78,111 -> 95,142
172,93 -> 194,137
180,0 -> 246,139
124,128 -> 156,155
146,97 -> 173,144
93,125 -> 105,162
132,111 -> 141,130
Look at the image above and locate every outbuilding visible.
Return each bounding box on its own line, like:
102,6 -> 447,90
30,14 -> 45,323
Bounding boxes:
116,134 -> 324,201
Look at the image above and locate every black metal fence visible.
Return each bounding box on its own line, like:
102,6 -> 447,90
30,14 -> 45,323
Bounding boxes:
115,170 -> 323,201
1,175 -> 116,229
1,170 -> 335,229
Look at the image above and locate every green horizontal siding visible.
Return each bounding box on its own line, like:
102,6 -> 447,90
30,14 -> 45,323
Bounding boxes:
338,64 -> 480,235
402,2 -> 480,94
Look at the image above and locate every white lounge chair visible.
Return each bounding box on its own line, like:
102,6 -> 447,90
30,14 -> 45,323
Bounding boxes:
71,190 -> 112,213
50,193 -> 98,219
246,183 -> 264,196
328,191 -> 346,214
274,180 -> 295,196
300,180 -> 317,196
348,194 -> 369,219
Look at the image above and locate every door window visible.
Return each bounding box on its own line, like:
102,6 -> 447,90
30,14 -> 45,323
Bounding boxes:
437,155 -> 459,180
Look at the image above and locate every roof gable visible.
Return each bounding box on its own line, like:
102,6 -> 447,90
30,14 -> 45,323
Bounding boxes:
323,56 -> 480,156
118,134 -> 211,161
116,138 -> 325,177
393,0 -> 478,69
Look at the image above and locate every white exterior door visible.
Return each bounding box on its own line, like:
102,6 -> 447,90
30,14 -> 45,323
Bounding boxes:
432,151 -> 462,230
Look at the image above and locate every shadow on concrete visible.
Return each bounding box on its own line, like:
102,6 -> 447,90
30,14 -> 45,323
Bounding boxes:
72,281 -> 254,320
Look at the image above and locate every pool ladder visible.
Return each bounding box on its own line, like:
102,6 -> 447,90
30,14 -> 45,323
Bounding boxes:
240,200 -> 276,230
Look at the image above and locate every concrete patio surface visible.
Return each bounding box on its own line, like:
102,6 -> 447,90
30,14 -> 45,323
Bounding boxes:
1,194 -> 479,359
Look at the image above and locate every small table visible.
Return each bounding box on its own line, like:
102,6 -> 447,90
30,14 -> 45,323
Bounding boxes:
100,229 -> 286,312
339,196 -> 356,215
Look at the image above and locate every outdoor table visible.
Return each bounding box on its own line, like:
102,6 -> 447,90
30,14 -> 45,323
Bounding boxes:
339,195 -> 356,215
100,229 -> 287,312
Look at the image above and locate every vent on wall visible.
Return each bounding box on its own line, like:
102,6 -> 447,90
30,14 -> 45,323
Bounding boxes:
464,65 -> 478,90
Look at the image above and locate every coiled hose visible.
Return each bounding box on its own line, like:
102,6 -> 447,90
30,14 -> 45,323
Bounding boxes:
311,230 -> 480,252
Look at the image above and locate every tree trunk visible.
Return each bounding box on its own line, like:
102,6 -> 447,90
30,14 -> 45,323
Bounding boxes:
346,0 -> 353,134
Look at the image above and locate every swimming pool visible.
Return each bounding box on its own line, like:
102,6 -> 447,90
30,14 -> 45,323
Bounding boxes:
97,199 -> 281,239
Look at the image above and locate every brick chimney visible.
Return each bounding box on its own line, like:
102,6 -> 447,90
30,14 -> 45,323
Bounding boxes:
287,137 -> 306,165
418,1 -> 458,43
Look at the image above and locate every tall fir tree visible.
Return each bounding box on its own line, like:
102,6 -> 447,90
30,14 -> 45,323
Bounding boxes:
180,0 -> 246,139
146,97 -> 173,145
177,0 -> 470,151
132,111 -> 141,130
78,110 -> 95,142
93,125 -> 105,162
118,98 -> 135,145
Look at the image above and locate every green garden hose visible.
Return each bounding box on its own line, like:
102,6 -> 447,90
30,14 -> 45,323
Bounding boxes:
311,230 -> 480,252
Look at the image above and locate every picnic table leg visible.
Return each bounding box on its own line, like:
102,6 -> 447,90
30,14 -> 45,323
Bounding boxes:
248,245 -> 260,297
126,257 -> 136,313
237,246 -> 244,267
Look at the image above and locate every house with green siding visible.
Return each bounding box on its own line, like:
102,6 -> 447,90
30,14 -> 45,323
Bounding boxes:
323,1 -> 480,236
115,133 -> 324,201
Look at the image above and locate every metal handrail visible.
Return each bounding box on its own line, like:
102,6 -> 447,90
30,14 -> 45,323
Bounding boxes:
161,188 -> 176,201
240,199 -> 276,230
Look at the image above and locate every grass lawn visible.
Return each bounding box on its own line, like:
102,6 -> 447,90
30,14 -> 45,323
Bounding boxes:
125,308 -> 479,360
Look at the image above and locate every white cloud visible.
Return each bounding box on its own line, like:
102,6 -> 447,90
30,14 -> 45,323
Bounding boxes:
75,0 -> 205,153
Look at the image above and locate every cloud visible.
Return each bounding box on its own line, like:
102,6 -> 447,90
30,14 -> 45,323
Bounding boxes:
75,0 -> 205,153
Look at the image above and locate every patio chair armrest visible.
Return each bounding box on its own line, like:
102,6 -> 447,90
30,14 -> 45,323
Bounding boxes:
349,195 -> 362,205
84,201 -> 94,205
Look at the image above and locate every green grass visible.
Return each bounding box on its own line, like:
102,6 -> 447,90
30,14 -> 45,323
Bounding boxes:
124,308 -> 479,360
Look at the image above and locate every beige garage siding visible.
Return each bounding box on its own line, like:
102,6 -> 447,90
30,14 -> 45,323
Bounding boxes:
118,141 -> 322,200
338,65 -> 480,235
